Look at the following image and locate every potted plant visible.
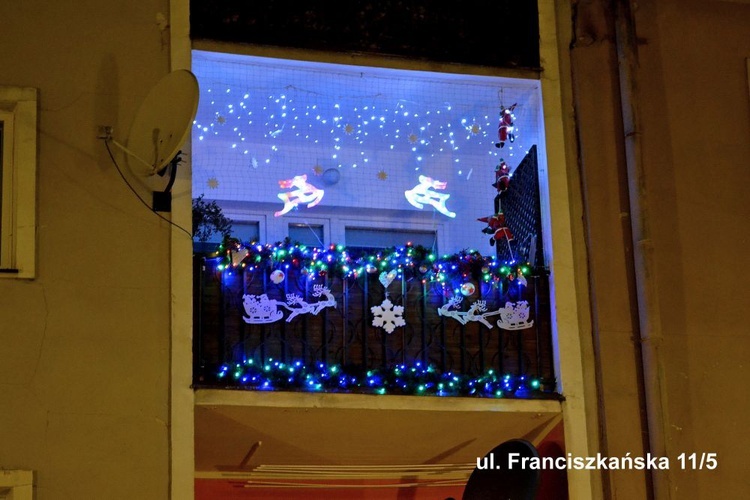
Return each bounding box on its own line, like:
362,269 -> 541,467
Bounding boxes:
192,194 -> 233,253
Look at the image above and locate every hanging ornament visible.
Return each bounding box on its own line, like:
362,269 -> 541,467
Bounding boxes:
516,270 -> 528,288
372,271 -> 405,334
380,271 -> 397,288
418,265 -> 429,274
460,282 -> 476,297
495,103 -> 517,149
230,246 -> 250,267
371,298 -> 406,334
322,168 -> 341,186
270,269 -> 285,284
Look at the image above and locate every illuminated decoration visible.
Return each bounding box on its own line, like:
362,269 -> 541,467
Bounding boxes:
404,175 -> 456,218
270,269 -> 285,284
274,174 -> 325,217
242,294 -> 285,324
216,359 -> 547,398
212,240 -> 533,292
460,282 -> 476,296
284,285 -> 336,322
495,103 -> 517,149
192,53 -> 546,253
377,169 -> 388,181
207,177 -> 219,189
496,301 -> 534,330
371,271 -> 405,334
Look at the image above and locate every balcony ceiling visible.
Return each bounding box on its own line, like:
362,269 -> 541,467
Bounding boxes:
195,389 -> 562,478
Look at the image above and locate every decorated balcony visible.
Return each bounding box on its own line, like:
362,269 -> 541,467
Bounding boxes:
193,241 -> 557,399
190,50 -> 559,400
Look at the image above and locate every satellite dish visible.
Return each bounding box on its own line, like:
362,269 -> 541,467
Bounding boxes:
117,69 -> 199,176
104,69 -> 199,212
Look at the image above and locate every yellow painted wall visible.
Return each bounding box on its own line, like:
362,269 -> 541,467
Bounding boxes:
571,0 -> 750,498
635,1 -> 750,497
0,1 -> 174,498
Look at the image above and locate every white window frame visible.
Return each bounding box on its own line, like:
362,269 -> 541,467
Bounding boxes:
0,86 -> 37,279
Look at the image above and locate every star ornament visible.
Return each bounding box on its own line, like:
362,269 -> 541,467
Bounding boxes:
207,177 -> 219,189
313,164 -> 324,176
377,170 -> 388,181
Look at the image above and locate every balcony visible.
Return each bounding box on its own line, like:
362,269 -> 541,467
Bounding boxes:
193,242 -> 558,400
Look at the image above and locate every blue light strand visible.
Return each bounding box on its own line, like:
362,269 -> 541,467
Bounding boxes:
215,358 -> 549,399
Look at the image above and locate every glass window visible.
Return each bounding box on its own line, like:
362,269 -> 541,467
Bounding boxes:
0,86 -> 37,279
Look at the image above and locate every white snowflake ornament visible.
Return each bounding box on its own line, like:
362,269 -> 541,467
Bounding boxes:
371,298 -> 406,334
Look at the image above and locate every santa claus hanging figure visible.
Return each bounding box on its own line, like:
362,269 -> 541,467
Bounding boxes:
494,103 -> 517,148
477,212 -> 514,247
492,160 -> 511,193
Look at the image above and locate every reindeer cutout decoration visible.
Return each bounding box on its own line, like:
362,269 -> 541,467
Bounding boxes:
283,285 -> 337,322
274,174 -> 325,217
404,175 -> 456,218
438,297 -> 498,329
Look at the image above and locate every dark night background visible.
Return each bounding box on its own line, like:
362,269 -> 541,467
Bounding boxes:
190,0 -> 540,69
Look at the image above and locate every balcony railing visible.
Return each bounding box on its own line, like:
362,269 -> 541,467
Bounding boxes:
193,243 -> 558,399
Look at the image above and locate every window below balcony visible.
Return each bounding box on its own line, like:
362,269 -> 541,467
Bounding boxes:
0,86 -> 37,279
191,49 -> 557,399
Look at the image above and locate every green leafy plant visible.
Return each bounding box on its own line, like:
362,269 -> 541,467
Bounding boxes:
192,195 -> 233,242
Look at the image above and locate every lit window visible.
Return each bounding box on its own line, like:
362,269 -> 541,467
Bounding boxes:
0,86 -> 37,279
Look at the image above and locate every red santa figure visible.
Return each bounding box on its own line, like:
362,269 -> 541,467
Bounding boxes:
494,104 -> 517,148
492,160 -> 511,193
477,212 -> 514,246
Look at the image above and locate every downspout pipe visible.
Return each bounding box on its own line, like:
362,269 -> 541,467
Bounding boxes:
612,2 -> 673,499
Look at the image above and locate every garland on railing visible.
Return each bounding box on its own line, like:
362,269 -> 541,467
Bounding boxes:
215,358 -> 554,398
205,238 -> 541,291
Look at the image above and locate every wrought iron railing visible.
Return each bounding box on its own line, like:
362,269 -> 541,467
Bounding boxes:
193,248 -> 557,399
